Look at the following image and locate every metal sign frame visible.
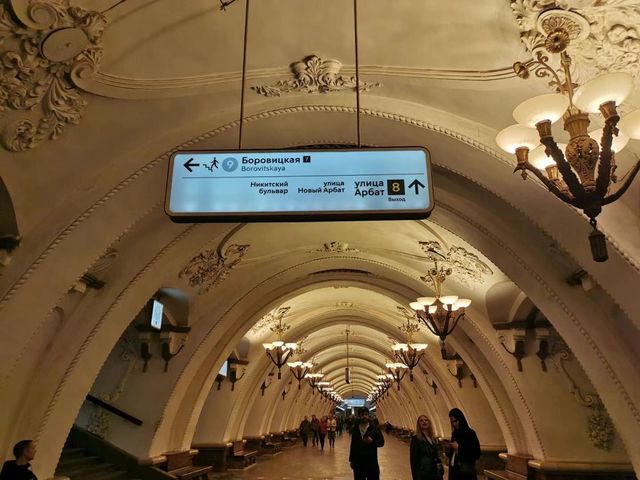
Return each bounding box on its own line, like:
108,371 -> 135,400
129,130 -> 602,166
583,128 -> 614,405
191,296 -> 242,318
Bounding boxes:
164,146 -> 434,223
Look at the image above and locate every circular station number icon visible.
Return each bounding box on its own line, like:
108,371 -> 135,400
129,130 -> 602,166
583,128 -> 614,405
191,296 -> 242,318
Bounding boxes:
222,157 -> 238,172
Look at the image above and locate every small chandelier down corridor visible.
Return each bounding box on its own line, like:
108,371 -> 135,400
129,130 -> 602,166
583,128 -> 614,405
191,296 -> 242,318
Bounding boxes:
288,361 -> 313,388
385,362 -> 408,391
410,259 -> 471,358
392,315 -> 427,381
496,10 -> 640,262
262,314 -> 298,379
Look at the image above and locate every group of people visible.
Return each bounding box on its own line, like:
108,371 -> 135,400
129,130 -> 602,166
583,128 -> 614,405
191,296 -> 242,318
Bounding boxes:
345,407 -> 480,480
298,413 -> 339,450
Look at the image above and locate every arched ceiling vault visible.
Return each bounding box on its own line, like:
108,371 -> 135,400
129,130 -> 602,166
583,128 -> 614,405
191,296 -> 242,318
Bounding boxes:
1,1 -> 640,475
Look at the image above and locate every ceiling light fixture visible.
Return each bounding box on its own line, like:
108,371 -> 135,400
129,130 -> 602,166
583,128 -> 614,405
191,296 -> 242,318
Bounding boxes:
262,312 -> 298,379
496,11 -> 640,262
392,315 -> 427,381
410,259 -> 471,358
287,361 -> 313,389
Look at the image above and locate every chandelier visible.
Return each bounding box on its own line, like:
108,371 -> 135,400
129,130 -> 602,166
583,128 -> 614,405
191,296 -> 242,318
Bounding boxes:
385,362 -> 408,391
392,315 -> 427,381
307,372 -> 324,394
368,373 -> 393,403
496,14 -> 640,262
287,361 -> 313,389
262,313 -> 298,379
409,259 -> 471,358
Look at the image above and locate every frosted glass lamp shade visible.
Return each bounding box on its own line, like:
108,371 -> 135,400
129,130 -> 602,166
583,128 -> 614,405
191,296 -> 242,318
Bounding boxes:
385,363 -> 395,369
285,343 -> 298,350
528,144 -> 569,170
619,109 -> 640,140
455,298 -> 472,309
393,343 -> 408,351
428,305 -> 438,314
440,295 -> 459,305
409,301 -> 425,311
573,72 -> 633,113
287,361 -> 302,368
513,93 -> 569,126
410,343 -> 428,351
417,296 -> 437,306
262,343 -> 274,350
496,124 -> 539,153
272,340 -> 284,348
589,128 -> 629,152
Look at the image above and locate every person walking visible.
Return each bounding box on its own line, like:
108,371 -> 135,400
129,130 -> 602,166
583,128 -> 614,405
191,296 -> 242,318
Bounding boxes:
410,415 -> 444,480
1,440 -> 38,480
299,416 -> 313,447
349,408 -> 385,480
445,408 -> 481,480
311,415 -> 320,447
319,416 -> 328,451
328,413 -> 338,448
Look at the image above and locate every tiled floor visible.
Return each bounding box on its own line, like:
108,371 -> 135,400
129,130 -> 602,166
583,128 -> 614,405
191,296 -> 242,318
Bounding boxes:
210,433 -> 413,479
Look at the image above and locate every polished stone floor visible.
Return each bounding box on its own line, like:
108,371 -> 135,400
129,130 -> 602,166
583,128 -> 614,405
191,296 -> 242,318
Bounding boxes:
210,433 -> 412,479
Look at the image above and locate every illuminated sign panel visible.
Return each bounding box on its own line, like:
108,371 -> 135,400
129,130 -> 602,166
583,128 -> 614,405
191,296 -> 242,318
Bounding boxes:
150,299 -> 163,330
165,148 -> 433,222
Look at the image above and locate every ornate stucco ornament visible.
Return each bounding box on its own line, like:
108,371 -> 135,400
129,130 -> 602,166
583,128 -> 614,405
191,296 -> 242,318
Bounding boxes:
312,241 -> 360,253
510,0 -> 640,83
0,0 -> 106,152
249,306 -> 291,335
251,54 -> 381,97
419,241 -> 493,287
179,244 -> 250,294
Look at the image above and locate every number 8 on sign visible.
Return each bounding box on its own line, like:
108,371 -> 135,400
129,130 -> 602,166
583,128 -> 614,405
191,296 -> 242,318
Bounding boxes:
387,179 -> 405,196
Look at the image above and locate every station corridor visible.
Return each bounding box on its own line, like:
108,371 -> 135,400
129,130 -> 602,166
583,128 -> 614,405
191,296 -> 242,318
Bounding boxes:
211,435 -> 413,480
1,1 -> 640,480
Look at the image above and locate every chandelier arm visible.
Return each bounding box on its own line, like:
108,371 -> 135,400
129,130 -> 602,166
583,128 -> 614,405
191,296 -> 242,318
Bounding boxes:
540,137 -> 586,202
595,118 -> 618,198
419,313 -> 441,337
448,311 -> 466,336
520,162 -> 580,206
602,160 -> 640,205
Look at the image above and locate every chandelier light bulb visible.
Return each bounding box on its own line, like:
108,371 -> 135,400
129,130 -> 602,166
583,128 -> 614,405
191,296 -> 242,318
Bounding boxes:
528,144 -> 568,170
573,72 -> 633,113
589,128 -> 629,153
496,124 -> 540,154
513,93 -> 569,127
619,109 -> 640,140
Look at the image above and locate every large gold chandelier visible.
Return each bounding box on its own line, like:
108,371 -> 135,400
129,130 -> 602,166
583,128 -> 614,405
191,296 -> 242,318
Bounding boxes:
496,14 -> 640,262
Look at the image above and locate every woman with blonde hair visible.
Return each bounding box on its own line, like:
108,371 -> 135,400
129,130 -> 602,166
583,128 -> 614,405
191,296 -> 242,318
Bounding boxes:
410,415 -> 444,480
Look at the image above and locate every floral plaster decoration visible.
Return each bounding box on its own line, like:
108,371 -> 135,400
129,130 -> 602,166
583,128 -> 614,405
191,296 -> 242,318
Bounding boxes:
0,0 -> 106,151
180,244 -> 250,294
252,54 -> 381,97
419,241 -> 493,287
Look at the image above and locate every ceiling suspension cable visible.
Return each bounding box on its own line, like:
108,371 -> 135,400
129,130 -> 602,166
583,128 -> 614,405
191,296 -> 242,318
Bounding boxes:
353,0 -> 361,147
238,0 -> 250,149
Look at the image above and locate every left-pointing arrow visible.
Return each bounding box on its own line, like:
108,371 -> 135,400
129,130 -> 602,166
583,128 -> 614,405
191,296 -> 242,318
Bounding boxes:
184,157 -> 200,172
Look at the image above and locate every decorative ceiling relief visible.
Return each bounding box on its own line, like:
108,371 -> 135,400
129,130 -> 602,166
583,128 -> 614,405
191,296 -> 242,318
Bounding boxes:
312,241 -> 360,253
251,54 -> 381,97
249,307 -> 290,336
0,0 -> 106,152
510,0 -> 640,84
335,301 -> 356,308
419,241 -> 493,287
179,244 -> 250,294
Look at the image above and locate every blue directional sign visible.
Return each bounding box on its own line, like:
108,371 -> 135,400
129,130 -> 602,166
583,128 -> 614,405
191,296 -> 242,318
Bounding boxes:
165,147 -> 433,222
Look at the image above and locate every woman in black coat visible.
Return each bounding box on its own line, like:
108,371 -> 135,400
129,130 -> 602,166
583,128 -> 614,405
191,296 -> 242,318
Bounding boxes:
410,415 -> 444,480
445,408 -> 481,480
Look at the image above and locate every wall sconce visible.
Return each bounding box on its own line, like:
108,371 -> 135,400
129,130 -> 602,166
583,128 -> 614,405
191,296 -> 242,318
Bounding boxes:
447,359 -> 465,388
500,332 -> 526,372
261,373 -> 274,396
228,366 -> 246,391
160,331 -> 187,372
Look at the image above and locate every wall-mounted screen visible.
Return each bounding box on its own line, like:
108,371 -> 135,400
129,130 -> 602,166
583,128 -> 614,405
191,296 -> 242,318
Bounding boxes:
345,398 -> 365,408
150,299 -> 163,330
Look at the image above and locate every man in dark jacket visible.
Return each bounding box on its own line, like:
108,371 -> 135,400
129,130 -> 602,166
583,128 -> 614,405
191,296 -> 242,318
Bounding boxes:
0,440 -> 38,480
349,408 -> 385,480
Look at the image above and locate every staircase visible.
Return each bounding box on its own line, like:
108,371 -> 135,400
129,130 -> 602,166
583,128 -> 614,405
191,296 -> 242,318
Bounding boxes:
55,446 -> 139,480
